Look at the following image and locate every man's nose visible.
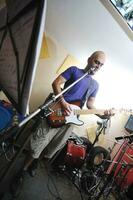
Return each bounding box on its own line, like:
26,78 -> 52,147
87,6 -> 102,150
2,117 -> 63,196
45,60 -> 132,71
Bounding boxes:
95,64 -> 101,70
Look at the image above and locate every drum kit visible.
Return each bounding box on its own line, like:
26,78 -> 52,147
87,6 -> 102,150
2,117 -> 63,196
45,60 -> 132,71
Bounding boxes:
51,118 -> 133,200
50,120 -> 110,196
1,99 -> 133,199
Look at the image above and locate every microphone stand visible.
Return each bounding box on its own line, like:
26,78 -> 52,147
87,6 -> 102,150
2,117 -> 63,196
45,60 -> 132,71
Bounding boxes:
19,71 -> 89,127
115,134 -> 133,142
0,70 -> 89,192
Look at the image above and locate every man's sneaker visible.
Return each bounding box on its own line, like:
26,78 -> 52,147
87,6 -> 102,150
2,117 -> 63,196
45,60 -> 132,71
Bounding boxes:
28,159 -> 38,177
10,170 -> 27,197
28,166 -> 36,177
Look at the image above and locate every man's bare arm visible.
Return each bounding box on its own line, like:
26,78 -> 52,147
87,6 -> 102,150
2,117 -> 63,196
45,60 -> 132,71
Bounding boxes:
52,75 -> 72,115
86,97 -> 114,119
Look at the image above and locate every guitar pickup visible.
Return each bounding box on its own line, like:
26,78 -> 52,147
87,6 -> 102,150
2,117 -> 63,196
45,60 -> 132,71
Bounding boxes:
43,107 -> 54,117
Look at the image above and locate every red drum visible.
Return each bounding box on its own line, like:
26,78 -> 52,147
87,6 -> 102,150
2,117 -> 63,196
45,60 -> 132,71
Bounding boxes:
107,140 -> 133,189
64,140 -> 86,169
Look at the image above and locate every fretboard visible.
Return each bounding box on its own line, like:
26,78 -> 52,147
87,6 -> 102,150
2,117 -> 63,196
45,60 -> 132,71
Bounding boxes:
73,108 -> 133,116
73,109 -> 105,115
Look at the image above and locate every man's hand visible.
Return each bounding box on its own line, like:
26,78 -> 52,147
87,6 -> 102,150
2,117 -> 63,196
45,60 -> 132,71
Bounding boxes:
60,99 -> 72,116
103,108 -> 115,119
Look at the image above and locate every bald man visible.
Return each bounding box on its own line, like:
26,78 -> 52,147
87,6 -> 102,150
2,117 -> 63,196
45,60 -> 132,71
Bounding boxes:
11,51 -> 112,196
52,51 -> 106,114
29,51 -> 110,166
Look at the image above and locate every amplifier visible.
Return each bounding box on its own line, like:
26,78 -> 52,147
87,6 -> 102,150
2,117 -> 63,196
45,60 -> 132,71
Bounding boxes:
125,115 -> 133,133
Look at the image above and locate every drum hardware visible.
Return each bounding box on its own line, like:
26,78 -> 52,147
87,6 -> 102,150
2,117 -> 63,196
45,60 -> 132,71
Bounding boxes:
80,170 -> 97,194
115,133 -> 133,142
51,119 -> 111,171
84,119 -> 111,171
95,138 -> 133,200
50,122 -> 132,199
126,183 -> 133,200
49,119 -> 112,199
92,119 -> 109,146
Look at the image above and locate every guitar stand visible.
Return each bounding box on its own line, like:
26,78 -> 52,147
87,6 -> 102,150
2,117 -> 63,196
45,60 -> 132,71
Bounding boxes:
92,118 -> 109,147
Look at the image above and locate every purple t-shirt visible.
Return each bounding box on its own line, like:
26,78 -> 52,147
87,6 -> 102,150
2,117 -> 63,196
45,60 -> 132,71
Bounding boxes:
61,66 -> 99,107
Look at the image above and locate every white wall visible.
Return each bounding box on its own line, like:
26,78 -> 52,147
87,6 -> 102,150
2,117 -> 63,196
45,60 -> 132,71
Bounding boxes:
94,60 -> 133,109
45,0 -> 133,71
29,35 -> 68,111
45,0 -> 133,110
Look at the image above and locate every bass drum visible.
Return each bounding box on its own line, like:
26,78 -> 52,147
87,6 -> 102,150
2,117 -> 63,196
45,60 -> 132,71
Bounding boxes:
86,146 -> 111,170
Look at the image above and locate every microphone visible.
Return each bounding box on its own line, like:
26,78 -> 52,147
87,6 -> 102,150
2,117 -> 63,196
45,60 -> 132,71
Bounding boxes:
88,67 -> 95,75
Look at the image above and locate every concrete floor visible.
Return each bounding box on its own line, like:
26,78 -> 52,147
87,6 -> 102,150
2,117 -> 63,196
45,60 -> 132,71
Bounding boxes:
0,123 -> 128,200
0,157 -> 87,200
0,147 -> 118,200
11,161 -> 88,200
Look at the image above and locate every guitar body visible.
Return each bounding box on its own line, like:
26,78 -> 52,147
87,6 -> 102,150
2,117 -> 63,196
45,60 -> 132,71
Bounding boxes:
47,101 -> 84,128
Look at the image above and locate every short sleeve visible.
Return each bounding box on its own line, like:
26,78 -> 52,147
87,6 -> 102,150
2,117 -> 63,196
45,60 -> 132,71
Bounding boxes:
61,66 -> 77,80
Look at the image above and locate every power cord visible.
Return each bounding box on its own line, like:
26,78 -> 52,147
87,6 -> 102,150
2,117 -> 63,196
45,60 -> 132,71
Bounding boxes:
47,173 -> 63,200
1,141 -> 15,161
43,162 -> 63,200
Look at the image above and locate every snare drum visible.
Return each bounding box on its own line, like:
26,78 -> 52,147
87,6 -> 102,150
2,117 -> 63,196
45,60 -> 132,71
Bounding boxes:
64,140 -> 86,169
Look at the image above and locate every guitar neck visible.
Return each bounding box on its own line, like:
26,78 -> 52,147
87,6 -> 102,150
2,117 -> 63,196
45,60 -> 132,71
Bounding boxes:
74,109 -> 105,115
74,108 -> 133,116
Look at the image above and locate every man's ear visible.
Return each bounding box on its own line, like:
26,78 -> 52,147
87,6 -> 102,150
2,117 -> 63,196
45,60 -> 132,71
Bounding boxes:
88,56 -> 92,63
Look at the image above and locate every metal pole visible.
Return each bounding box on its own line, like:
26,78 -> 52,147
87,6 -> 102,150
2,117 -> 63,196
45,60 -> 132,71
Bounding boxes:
19,71 -> 89,128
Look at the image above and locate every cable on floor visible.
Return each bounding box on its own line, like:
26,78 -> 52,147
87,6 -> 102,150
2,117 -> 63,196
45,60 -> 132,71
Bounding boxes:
43,162 -> 63,200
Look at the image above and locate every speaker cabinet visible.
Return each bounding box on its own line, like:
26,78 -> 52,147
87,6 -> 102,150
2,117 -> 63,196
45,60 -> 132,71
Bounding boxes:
125,115 -> 133,133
